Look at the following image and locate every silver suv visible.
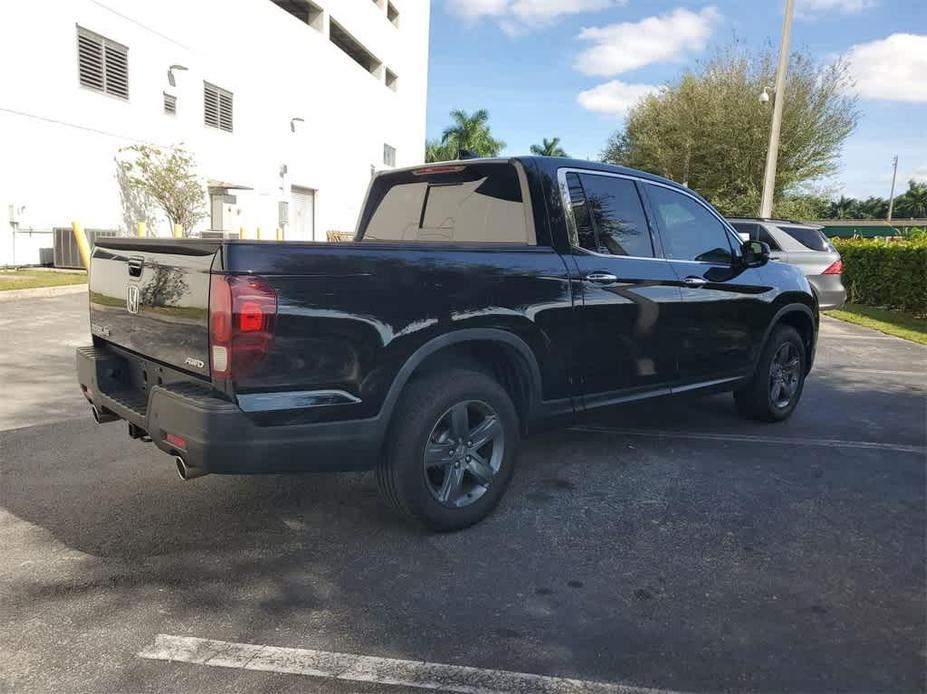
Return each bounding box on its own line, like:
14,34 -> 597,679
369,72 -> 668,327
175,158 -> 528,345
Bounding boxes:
728,219 -> 846,310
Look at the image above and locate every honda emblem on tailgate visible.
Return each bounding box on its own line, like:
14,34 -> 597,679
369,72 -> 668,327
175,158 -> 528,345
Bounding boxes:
126,285 -> 140,314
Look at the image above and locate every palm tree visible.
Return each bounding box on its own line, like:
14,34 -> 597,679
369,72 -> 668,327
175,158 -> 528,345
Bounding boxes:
530,137 -> 568,157
828,196 -> 860,220
440,109 -> 505,159
893,180 -> 927,219
425,139 -> 455,163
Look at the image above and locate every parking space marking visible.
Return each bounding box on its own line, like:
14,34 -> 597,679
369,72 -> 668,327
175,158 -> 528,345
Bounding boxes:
570,426 -> 926,455
138,634 -> 676,694
827,368 -> 926,377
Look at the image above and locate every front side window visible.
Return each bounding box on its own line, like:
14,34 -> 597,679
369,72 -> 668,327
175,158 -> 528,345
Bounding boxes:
359,163 -> 530,243
647,185 -> 733,264
567,173 -> 653,257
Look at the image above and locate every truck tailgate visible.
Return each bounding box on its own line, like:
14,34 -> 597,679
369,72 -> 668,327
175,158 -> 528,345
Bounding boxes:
89,238 -> 220,378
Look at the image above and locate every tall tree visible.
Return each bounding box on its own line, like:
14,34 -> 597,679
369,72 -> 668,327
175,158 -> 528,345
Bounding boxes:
530,137 -> 568,157
425,139 -> 456,163
438,109 -> 505,159
601,46 -> 859,217
894,180 -> 927,219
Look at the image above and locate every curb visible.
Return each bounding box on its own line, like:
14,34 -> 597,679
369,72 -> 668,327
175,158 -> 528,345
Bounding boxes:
0,284 -> 88,302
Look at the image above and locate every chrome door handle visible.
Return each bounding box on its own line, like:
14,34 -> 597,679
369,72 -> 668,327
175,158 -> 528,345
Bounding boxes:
585,272 -> 619,284
683,276 -> 708,286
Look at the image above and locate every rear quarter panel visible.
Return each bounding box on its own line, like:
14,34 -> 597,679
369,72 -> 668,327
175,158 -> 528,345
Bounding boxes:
223,242 -> 576,424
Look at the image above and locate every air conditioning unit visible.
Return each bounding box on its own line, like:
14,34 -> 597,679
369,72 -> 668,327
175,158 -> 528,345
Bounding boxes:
52,228 -> 118,269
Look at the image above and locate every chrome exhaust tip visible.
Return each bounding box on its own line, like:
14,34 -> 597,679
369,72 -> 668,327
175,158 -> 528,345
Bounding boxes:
91,405 -> 118,424
175,456 -> 208,481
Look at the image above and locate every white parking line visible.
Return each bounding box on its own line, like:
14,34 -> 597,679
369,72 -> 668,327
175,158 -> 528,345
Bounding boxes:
829,368 -> 926,377
138,634 -> 677,694
570,426 -> 926,455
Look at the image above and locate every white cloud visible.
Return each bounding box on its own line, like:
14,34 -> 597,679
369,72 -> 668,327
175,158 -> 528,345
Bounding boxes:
796,0 -> 876,19
845,33 -> 927,103
577,80 -> 659,116
445,0 -> 623,35
574,7 -> 721,77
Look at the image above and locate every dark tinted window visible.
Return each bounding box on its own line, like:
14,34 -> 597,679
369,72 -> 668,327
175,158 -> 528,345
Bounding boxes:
566,173 -> 653,257
778,225 -> 830,252
648,185 -> 733,264
360,163 -> 530,243
731,222 -> 780,250
566,173 -> 597,251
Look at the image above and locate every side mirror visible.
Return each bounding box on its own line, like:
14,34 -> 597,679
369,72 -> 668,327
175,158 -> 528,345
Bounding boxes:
741,240 -> 770,268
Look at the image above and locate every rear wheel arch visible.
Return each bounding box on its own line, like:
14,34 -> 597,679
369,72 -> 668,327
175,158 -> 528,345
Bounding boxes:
380,330 -> 542,434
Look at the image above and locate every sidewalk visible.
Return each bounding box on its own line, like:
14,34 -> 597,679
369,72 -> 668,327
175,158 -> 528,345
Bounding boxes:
0,283 -> 88,302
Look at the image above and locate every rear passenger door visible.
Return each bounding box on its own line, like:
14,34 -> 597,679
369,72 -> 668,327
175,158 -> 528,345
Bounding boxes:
560,170 -> 683,407
642,184 -> 770,385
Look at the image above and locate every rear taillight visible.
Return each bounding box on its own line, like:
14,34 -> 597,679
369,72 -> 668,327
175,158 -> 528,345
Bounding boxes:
209,274 -> 277,381
822,260 -> 843,275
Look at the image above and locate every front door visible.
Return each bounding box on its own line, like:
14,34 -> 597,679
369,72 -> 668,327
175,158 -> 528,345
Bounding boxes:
561,170 -> 683,409
642,183 -> 770,386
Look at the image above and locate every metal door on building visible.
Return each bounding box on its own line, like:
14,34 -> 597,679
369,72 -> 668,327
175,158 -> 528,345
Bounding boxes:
289,187 -> 315,241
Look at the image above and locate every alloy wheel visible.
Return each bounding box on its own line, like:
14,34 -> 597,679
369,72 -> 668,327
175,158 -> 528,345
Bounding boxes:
423,400 -> 504,508
769,342 -> 801,409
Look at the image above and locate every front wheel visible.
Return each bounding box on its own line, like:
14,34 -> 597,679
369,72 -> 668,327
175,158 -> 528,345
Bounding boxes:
734,325 -> 806,422
377,368 -> 520,531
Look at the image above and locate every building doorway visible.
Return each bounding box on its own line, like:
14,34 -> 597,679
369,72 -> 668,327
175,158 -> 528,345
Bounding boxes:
290,187 -> 315,240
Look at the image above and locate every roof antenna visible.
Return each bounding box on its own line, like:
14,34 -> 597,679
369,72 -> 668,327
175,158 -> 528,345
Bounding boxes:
457,149 -> 479,160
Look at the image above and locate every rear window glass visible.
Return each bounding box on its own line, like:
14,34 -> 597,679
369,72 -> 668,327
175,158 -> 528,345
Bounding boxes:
358,163 -> 531,243
778,225 -> 829,251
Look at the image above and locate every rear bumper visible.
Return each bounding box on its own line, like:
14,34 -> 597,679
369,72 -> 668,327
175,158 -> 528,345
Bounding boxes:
808,274 -> 846,310
76,345 -> 382,474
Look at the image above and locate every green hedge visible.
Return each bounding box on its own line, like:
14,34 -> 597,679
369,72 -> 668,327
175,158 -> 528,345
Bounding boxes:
832,237 -> 927,315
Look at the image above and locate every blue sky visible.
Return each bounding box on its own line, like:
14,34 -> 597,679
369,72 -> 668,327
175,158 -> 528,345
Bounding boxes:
426,0 -> 927,199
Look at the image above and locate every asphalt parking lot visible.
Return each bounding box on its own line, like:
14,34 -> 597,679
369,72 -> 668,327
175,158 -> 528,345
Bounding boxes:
1,293 -> 925,693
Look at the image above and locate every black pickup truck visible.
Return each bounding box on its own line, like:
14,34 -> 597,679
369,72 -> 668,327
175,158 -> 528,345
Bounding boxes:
77,157 -> 817,530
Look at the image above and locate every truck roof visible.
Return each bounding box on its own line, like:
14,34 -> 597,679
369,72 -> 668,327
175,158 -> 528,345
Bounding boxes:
385,155 -> 695,199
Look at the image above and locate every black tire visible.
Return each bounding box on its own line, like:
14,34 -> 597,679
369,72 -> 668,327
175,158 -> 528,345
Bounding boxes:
376,368 -> 520,531
734,324 -> 806,422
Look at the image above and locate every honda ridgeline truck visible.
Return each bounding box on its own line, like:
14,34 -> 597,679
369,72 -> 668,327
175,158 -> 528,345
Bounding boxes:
77,157 -> 818,530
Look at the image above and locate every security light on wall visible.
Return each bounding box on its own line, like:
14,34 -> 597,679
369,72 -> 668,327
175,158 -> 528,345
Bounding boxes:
167,64 -> 188,87
290,117 -> 305,133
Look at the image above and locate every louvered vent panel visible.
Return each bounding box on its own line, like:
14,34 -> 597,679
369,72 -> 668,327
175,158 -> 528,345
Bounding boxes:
218,90 -> 233,132
77,27 -> 128,100
204,83 -> 220,128
77,31 -> 105,91
103,43 -> 128,98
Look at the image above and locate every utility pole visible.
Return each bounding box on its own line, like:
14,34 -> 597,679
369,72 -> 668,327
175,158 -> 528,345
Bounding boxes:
759,0 -> 795,219
887,155 -> 898,221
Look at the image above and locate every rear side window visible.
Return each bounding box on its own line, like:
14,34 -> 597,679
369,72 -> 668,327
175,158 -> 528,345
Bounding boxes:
358,163 -> 531,243
646,185 -> 733,264
778,225 -> 830,252
731,222 -> 781,251
566,173 -> 653,257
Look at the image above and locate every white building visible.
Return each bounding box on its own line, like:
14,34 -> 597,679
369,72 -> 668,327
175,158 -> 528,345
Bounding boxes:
0,0 -> 430,265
